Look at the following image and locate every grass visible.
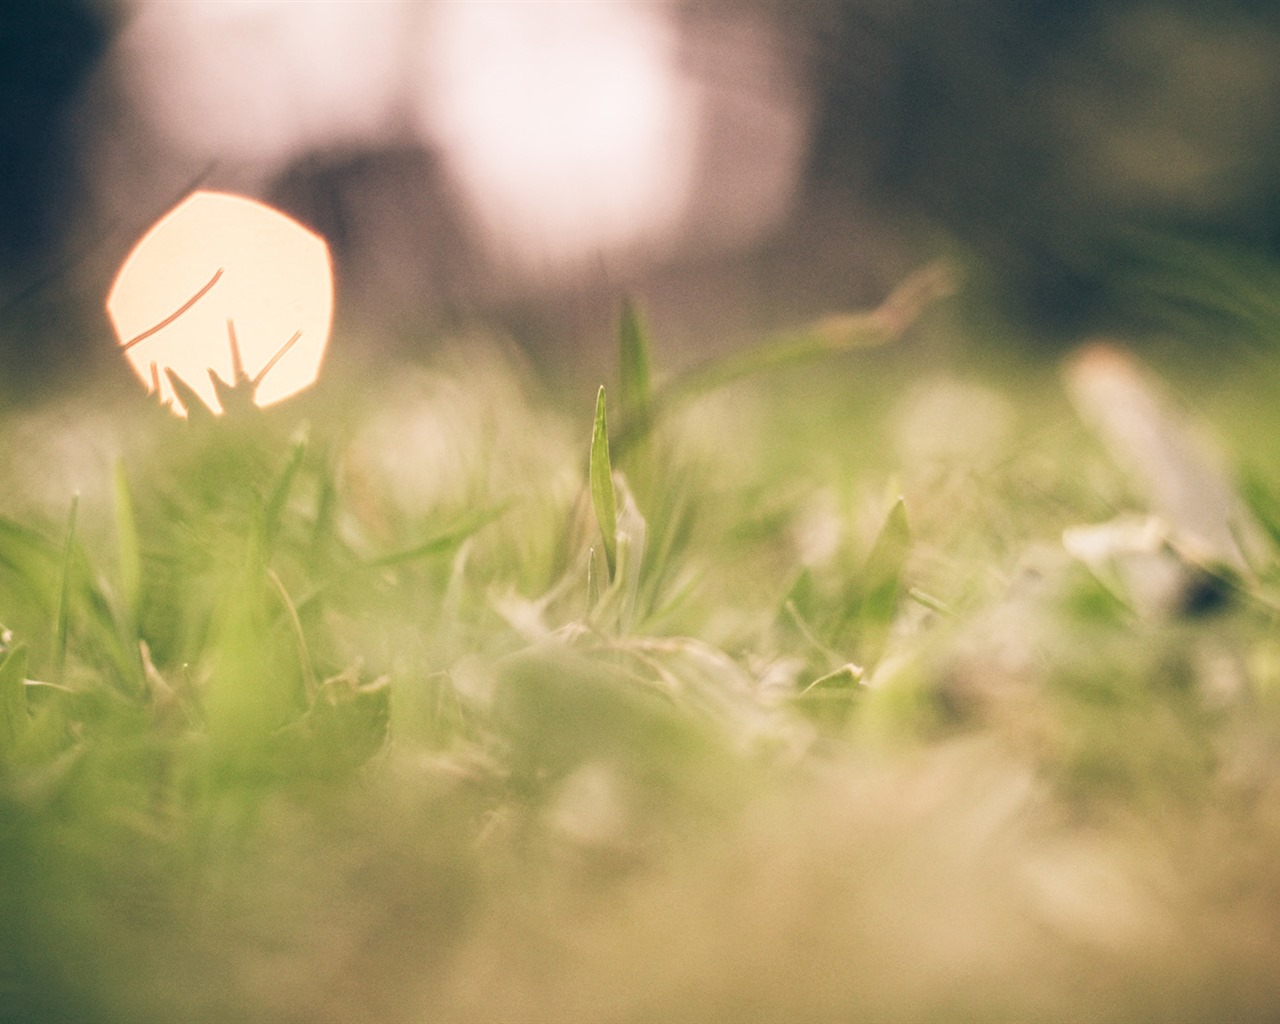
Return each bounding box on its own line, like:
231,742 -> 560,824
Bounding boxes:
3,265 -> 1280,1022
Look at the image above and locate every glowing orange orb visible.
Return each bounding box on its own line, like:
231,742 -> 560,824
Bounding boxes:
106,190 -> 334,416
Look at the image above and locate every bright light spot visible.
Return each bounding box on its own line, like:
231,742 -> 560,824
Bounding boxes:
105,190 -> 333,416
115,0 -> 407,172
93,2 -> 809,283
419,0 -> 697,269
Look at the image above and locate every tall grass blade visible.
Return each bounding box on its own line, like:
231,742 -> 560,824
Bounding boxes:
267,567 -> 317,702
261,430 -> 308,552
0,643 -> 29,754
53,494 -> 78,683
293,505 -> 510,616
113,459 -> 142,628
860,497 -> 910,654
618,297 -> 655,500
368,504 -> 510,569
590,386 -> 618,579
615,262 -> 953,456
619,298 -> 652,434
308,448 -> 339,566
164,368 -> 216,422
0,517 -> 58,606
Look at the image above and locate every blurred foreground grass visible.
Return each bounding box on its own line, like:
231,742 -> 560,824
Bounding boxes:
3,275 -> 1280,1022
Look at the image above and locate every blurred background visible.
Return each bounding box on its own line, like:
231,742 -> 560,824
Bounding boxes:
3,0 -> 1280,397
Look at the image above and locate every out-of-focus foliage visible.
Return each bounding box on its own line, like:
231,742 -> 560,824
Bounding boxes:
9,0 -> 1280,398
3,280 -> 1280,1020
806,0 -> 1280,335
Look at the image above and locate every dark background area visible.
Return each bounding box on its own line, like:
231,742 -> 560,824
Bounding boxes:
4,0 -> 1280,399
0,0 -> 109,391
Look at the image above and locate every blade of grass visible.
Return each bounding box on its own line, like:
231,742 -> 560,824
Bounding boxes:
590,386 -> 618,579
800,662 -> 864,695
165,368 -> 216,422
367,503 -> 511,570
308,447 -> 340,567
784,596 -> 845,666
619,298 -> 652,440
906,587 -> 952,616
0,643 -> 29,753
614,261 -> 954,456
587,545 -> 601,612
859,497 -> 910,657
113,459 -> 141,628
0,517 -> 59,606
293,504 -> 513,616
267,567 -> 317,703
618,298 -> 655,499
53,494 -> 78,683
676,262 -> 951,396
210,370 -> 256,417
260,429 -> 308,552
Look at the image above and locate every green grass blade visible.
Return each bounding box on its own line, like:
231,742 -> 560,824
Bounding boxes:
267,567 -> 317,703
209,369 -> 260,418
308,448 -> 340,567
618,297 -> 656,500
590,386 -> 618,579
367,504 -> 511,570
587,545 -> 601,612
293,504 -> 511,616
164,368 -> 216,422
0,516 -> 59,606
800,662 -> 864,695
261,430 -> 308,552
53,494 -> 78,683
619,298 -> 652,433
0,643 -> 29,754
860,497 -> 910,634
673,264 -> 942,413
613,263 -> 953,457
113,459 -> 142,628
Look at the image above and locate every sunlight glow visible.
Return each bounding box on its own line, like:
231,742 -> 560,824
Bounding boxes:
115,1 -> 406,172
420,0 -> 697,268
97,2 -> 808,284
106,191 -> 333,416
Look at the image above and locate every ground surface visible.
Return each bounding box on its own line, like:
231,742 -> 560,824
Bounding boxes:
2,280 -> 1280,1022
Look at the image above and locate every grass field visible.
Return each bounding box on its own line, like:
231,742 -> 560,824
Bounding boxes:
3,266 -> 1280,1022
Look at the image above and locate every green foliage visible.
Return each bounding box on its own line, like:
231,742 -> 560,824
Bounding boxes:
52,495 -> 77,683
2,276 -> 1280,1022
111,460 -> 142,635
617,297 -> 652,441
858,496 -> 911,657
0,644 -> 28,755
589,384 -> 618,579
